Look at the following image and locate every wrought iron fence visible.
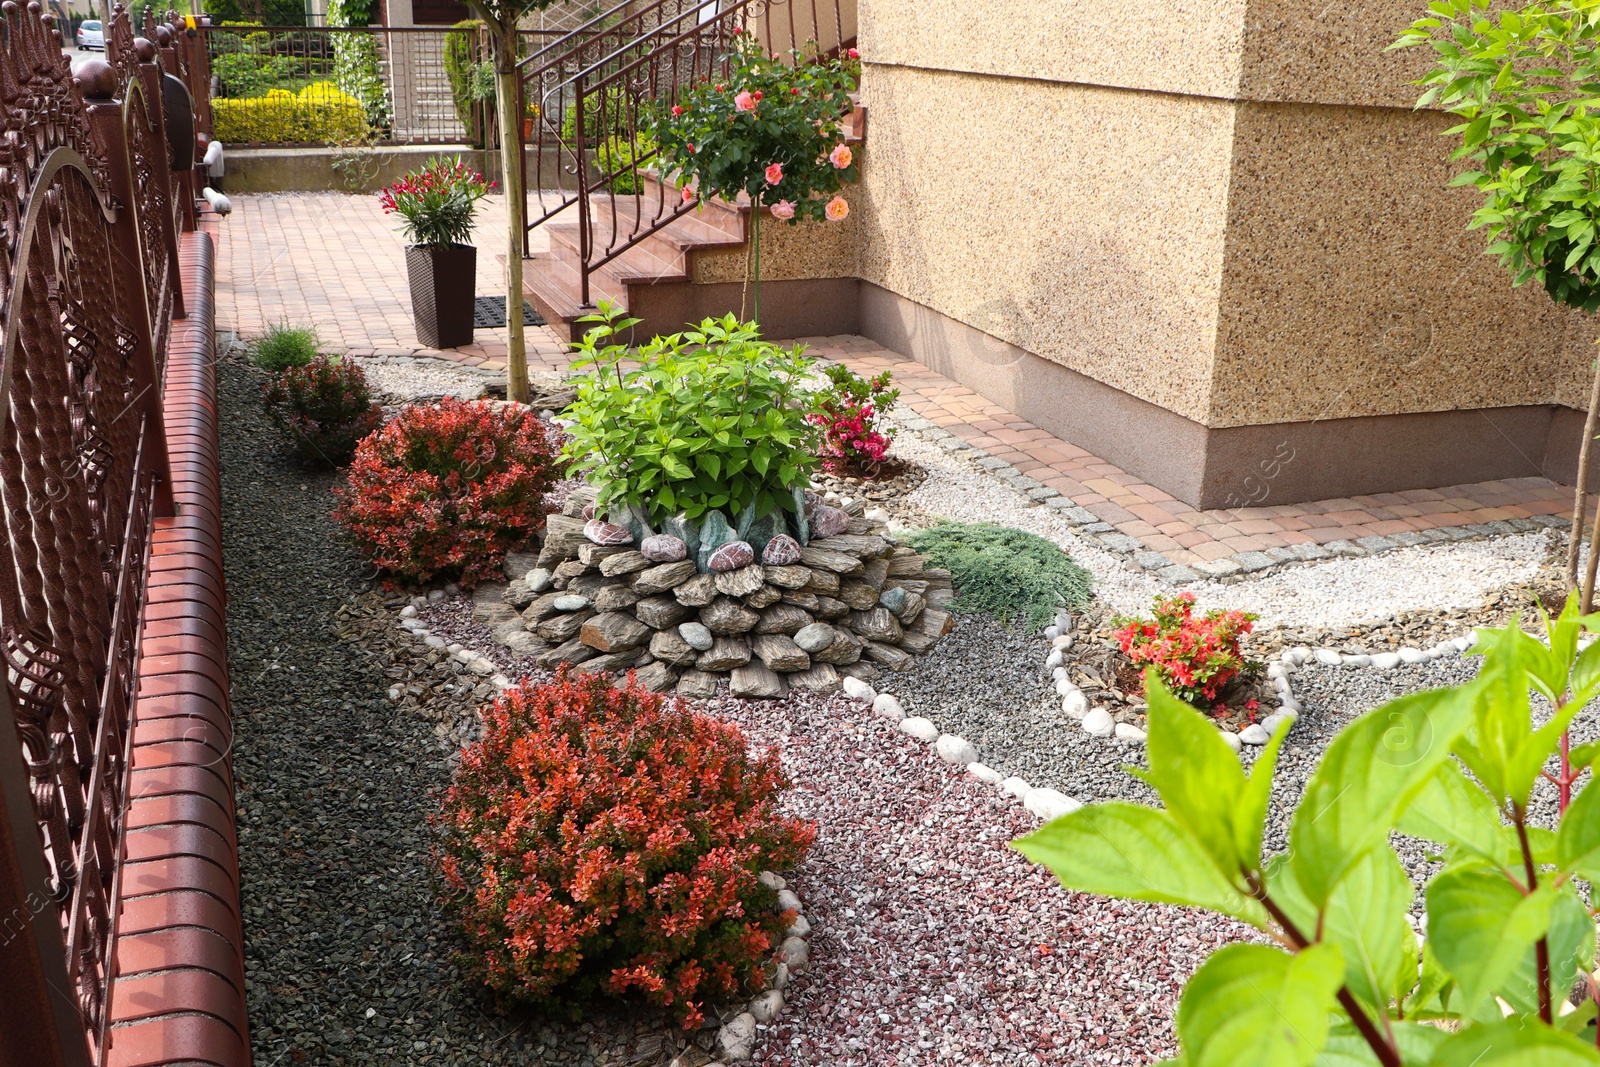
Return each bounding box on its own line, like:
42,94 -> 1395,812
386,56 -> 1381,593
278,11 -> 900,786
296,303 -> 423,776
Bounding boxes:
203,24 -> 570,147
0,5 -> 206,1065
514,0 -> 854,304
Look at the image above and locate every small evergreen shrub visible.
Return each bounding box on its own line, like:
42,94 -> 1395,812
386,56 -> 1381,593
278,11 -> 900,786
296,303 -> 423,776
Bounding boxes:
261,356 -> 383,468
333,398 -> 560,586
250,321 -> 320,370
1112,592 -> 1260,709
907,521 -> 1092,631
433,668 -> 814,1027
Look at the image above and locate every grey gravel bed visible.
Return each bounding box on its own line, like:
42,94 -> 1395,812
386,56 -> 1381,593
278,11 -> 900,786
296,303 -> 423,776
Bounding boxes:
221,350 -> 661,1066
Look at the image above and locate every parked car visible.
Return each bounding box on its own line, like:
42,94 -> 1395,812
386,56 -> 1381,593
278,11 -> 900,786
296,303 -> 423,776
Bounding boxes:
75,19 -> 103,50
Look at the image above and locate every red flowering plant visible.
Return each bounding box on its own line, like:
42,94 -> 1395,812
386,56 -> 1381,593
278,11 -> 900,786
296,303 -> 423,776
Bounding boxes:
432,668 -> 814,1027
1112,593 -> 1262,712
647,32 -> 859,321
261,355 -> 383,468
808,363 -> 899,476
332,398 -> 561,587
378,154 -> 494,247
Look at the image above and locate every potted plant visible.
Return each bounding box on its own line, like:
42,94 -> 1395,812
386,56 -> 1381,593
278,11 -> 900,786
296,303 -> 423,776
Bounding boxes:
379,156 -> 494,348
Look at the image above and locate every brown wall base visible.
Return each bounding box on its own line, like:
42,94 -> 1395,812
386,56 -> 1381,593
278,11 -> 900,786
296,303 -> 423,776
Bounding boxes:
627,277 -> 862,344
855,283 -> 1589,508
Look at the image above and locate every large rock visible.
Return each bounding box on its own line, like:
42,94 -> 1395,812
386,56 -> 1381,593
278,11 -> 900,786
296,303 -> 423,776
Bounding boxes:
838,579 -> 883,611
598,549 -> 650,577
633,560 -> 696,595
812,629 -> 863,665
799,545 -> 863,576
635,595 -> 690,629
851,607 -> 904,643
672,572 -> 719,606
695,510 -> 736,571
863,641 -> 914,672
878,585 -> 910,615
678,621 -> 715,650
787,661 -> 840,692
814,595 -> 851,620
579,543 -> 631,567
714,564 -> 766,597
675,669 -> 719,700
762,534 -> 803,566
500,630 -> 550,657
861,558 -> 891,590
744,583 -> 783,608
522,590 -> 570,623
639,533 -> 689,562
763,564 -> 812,589
896,591 -> 927,625
755,603 -> 814,635
537,513 -> 587,568
815,534 -> 890,559
803,569 -> 841,595
779,590 -> 822,612
503,550 -> 541,580
629,661 -> 678,693
536,610 -> 592,642
717,1012 -> 758,1063
887,549 -> 927,577
708,540 -> 756,573
591,583 -> 643,612
810,505 -> 850,538
538,636 -> 597,667
730,661 -> 787,699
584,519 -> 634,545
701,596 -> 760,635
751,633 -> 810,672
580,611 -> 653,652
793,622 -> 837,653
649,628 -> 700,667
697,636 -> 751,671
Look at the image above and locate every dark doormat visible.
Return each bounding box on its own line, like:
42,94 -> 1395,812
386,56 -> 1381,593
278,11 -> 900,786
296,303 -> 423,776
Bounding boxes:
473,295 -> 547,328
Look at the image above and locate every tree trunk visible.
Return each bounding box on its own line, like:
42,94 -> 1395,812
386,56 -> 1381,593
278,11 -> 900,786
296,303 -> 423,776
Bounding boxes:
493,21 -> 531,404
1566,351 -> 1600,595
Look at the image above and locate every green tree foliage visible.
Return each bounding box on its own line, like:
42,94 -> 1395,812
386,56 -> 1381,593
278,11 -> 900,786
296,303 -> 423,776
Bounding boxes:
1016,594 -> 1600,1066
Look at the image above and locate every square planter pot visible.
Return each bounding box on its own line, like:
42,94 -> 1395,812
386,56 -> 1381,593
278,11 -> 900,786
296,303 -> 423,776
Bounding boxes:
406,243 -> 476,349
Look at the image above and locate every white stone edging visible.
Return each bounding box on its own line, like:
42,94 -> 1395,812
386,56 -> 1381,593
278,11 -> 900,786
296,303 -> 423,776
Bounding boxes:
389,603 -> 810,1065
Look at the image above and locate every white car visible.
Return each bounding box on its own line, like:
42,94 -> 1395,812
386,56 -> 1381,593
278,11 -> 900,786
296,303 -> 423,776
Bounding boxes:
76,19 -> 103,51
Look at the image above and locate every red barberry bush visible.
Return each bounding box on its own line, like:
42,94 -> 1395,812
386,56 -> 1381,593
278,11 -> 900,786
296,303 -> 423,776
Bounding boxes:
433,669 -> 814,1026
1112,592 -> 1261,710
333,398 -> 560,587
261,355 -> 383,468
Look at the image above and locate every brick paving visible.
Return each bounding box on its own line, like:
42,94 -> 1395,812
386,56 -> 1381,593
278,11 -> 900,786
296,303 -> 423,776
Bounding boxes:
214,193 -> 1581,575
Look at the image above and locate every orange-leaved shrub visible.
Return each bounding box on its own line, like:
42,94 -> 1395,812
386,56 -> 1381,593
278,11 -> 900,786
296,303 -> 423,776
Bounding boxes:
333,398 -> 560,587
432,668 -> 814,1026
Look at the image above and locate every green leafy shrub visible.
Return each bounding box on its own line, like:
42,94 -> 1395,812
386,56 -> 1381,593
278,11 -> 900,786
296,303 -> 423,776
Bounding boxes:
1017,593 -> 1600,1065
443,20 -> 486,137
213,82 -> 367,144
250,321 -> 320,370
261,356 -> 383,467
597,133 -> 657,194
906,522 -> 1092,631
563,302 -> 820,526
433,667 -> 814,1027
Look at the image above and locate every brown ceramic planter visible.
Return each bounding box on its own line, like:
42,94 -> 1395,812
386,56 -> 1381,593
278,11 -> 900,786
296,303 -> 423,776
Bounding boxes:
406,243 -> 476,348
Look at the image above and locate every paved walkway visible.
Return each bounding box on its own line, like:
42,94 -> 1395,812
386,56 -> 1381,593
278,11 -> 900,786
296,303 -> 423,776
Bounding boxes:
214,193 -> 1578,577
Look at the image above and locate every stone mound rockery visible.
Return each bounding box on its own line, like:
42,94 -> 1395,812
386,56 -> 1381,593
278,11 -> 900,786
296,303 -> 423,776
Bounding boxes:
472,489 -> 957,699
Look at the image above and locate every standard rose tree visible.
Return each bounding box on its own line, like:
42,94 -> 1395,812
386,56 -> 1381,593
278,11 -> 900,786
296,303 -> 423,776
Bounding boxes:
648,35 -> 860,323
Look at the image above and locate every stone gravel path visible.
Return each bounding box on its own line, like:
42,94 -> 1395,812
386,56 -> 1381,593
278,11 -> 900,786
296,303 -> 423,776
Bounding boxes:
221,349 -> 669,1066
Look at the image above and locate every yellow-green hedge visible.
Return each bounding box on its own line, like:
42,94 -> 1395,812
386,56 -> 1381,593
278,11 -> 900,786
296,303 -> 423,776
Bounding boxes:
214,81 -> 368,144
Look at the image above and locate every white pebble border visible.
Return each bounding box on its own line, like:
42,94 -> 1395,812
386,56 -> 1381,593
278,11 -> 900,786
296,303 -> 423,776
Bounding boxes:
388,603 -> 811,1064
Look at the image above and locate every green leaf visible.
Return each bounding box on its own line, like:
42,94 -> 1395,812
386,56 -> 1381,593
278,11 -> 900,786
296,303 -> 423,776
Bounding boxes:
1287,687 -> 1475,909
1425,864 -> 1557,1011
1136,678 -> 1255,882
1397,761 -> 1508,865
1426,1018 -> 1600,1065
1012,803 -> 1267,926
1313,1021 -> 1447,1065
1264,848 -> 1417,1011
1558,771 -> 1600,878
1498,883 -> 1595,1017
1175,943 -> 1343,1067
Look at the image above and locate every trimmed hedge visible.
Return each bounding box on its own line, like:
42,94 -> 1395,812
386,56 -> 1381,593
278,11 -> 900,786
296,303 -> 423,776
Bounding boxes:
213,81 -> 367,144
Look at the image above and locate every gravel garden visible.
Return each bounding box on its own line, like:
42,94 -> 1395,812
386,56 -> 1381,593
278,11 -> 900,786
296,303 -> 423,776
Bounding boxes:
221,19 -> 1600,1065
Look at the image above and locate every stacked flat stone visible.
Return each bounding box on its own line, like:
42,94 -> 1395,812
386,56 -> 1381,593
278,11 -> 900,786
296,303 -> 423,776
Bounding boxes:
479,490 -> 956,699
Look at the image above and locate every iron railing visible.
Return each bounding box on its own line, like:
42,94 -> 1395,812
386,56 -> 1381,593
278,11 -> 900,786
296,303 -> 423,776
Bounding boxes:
515,0 -> 854,306
203,24 -> 571,146
0,5 -> 205,1065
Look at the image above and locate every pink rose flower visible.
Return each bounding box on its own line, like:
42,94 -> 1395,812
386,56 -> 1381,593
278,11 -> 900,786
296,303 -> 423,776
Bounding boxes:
770,200 -> 796,220
824,195 -> 849,221
848,47 -> 859,59
829,144 -> 853,169
735,91 -> 756,112
765,162 -> 784,184
682,185 -> 695,202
